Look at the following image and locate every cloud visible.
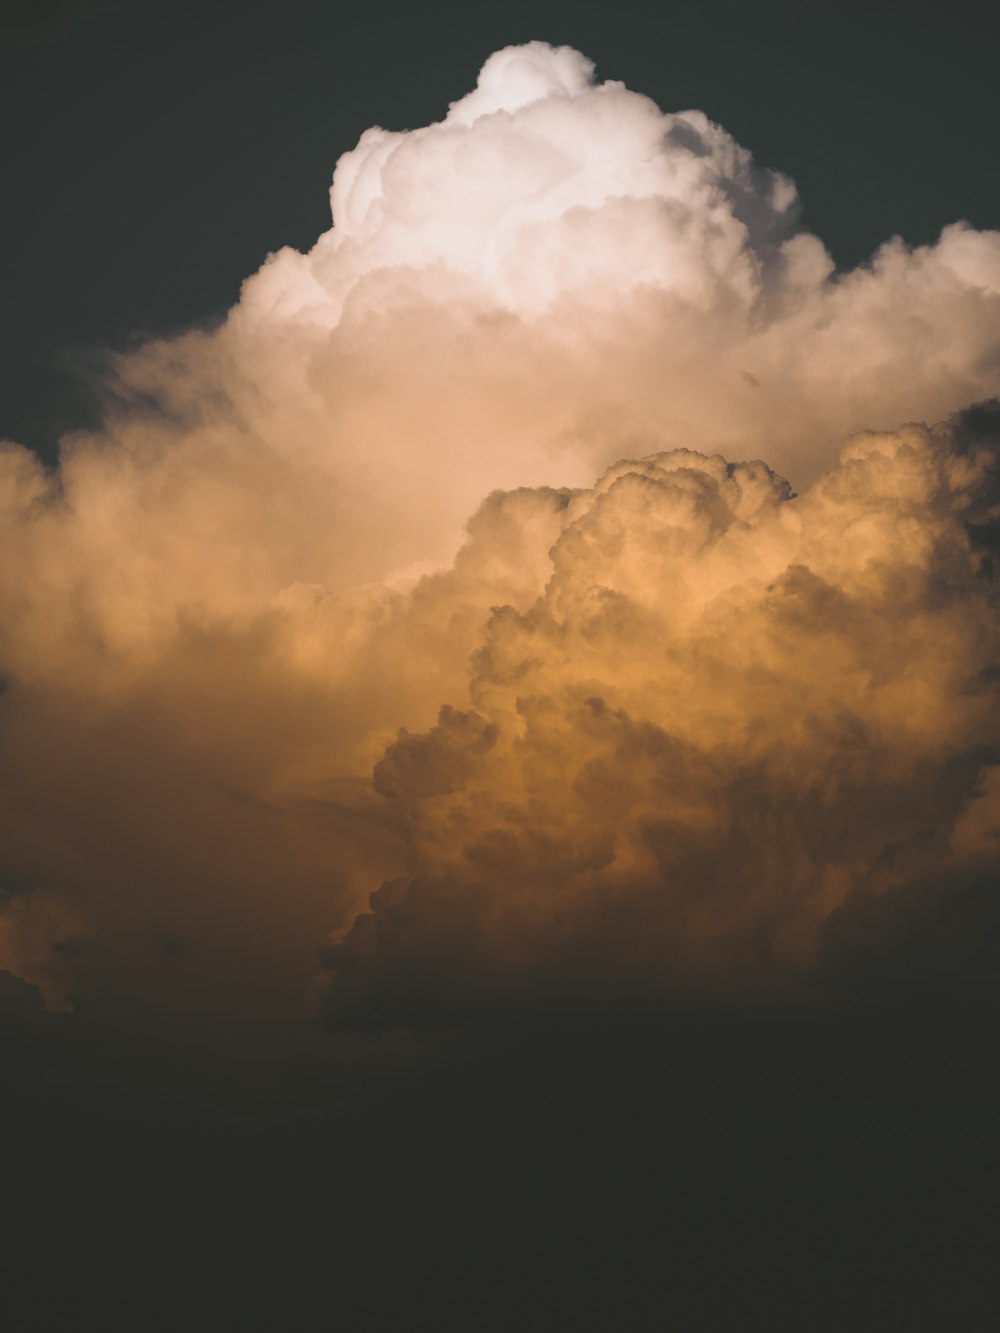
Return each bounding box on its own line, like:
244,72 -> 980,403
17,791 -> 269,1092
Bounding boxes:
321,405 -> 1000,1025
2,44 -> 1000,1031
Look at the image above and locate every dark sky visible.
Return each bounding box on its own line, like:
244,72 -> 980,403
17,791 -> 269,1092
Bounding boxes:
3,0 -> 1000,457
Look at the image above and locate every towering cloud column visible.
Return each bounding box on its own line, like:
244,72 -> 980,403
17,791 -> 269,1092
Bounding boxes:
1,45 -> 999,1028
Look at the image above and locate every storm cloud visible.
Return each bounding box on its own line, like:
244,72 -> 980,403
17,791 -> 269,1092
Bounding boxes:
2,44 -> 1000,1031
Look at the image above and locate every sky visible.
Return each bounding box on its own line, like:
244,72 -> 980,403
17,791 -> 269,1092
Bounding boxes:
3,4 -> 1000,1329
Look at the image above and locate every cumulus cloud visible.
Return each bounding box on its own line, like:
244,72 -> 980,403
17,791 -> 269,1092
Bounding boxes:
232,40 -> 1000,511
2,43 -> 1000,1030
319,404 -> 1000,1024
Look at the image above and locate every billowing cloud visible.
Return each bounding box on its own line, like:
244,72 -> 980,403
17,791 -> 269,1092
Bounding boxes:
2,44 -> 1000,1030
321,405 -> 1000,1024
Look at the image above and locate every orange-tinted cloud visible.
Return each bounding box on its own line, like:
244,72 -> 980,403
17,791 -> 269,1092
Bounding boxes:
323,409 -> 1000,1024
2,45 -> 999,1031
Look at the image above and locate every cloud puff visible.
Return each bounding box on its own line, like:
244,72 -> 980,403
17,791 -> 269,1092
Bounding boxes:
232,39 -> 1000,505
2,44 -> 1000,1030
322,405 -> 1000,1025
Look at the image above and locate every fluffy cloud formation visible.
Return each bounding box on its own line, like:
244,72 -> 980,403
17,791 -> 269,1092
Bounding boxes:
321,405 -> 1000,1023
55,43 -> 1000,587
2,44 -> 1000,1029
236,40 -> 1000,502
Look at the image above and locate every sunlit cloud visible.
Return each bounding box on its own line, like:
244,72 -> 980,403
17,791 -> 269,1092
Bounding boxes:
2,44 -> 999,1029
